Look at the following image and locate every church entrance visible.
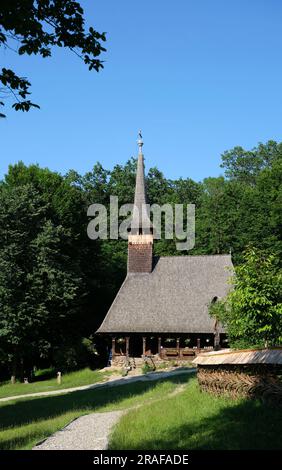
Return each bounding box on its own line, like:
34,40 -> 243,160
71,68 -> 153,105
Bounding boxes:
127,335 -> 159,357
129,335 -> 143,357
144,336 -> 158,355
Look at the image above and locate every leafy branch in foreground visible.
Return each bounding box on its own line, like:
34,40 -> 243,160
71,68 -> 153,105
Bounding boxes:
209,248 -> 282,348
0,1 -> 106,117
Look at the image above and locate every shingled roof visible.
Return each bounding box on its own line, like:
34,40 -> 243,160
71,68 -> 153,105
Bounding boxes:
97,254 -> 233,334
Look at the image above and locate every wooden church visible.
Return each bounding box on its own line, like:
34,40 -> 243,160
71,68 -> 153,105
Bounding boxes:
97,134 -> 233,362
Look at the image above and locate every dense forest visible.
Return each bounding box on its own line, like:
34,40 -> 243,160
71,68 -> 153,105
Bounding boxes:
0,140 -> 281,378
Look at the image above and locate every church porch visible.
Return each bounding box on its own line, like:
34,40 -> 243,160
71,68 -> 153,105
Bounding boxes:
110,333 -> 227,364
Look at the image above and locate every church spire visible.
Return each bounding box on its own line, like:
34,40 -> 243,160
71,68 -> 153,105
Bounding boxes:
128,132 -> 153,273
131,130 -> 152,235
137,129 -> 143,154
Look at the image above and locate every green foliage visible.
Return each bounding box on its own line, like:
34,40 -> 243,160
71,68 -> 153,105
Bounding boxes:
142,361 -> 155,374
0,1 -> 106,116
53,336 -> 101,372
0,183 -> 83,376
196,177 -> 235,255
220,140 -> 281,184
0,139 -> 281,376
196,141 -> 282,262
210,248 -> 282,347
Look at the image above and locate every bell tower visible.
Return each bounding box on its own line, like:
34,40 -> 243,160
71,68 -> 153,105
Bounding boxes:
128,132 -> 153,273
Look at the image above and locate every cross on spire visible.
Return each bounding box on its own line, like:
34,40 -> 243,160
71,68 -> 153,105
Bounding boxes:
137,129 -> 143,154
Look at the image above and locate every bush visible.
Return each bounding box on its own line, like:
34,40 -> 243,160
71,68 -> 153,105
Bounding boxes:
142,362 -> 155,374
52,335 -> 106,372
209,248 -> 282,348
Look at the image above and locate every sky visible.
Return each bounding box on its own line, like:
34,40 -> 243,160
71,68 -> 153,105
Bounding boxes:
1,0 -> 282,182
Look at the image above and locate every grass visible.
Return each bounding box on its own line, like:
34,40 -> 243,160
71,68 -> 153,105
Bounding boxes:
0,372 -> 189,450
0,367 -> 113,399
109,378 -> 282,450
0,372 -> 281,450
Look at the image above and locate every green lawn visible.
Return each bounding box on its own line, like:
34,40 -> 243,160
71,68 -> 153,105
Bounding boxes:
0,368 -> 113,399
0,372 -> 281,450
109,378 -> 282,450
0,373 -> 189,450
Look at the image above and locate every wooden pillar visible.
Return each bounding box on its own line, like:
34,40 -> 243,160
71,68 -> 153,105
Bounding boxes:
112,337 -> 116,359
142,336 -> 146,356
176,337 -> 180,357
214,332 -> 220,350
214,317 -> 220,350
197,338 -> 201,350
125,336 -> 130,358
158,337 -> 162,356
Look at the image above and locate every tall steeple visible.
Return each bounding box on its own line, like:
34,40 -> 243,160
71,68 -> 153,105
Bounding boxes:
131,131 -> 152,234
128,132 -> 153,273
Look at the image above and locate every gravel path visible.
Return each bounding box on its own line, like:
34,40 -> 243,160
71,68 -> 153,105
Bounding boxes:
0,381 -> 111,403
34,411 -> 125,450
33,380 -> 188,450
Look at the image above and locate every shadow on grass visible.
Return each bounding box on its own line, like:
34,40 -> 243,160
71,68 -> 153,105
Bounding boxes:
114,393 -> 282,450
0,373 -> 193,442
0,430 -> 50,451
32,368 -> 56,382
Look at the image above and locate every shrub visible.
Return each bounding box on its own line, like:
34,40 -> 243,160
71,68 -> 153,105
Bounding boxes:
142,362 -> 155,374
209,248 -> 282,348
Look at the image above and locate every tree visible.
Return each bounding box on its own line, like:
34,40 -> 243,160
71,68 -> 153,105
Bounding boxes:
2,161 -> 106,346
220,140 -> 282,185
108,158 -> 136,205
147,167 -> 173,205
210,248 -> 282,348
0,0 -> 106,117
0,184 -> 83,378
195,177 -> 240,255
1,140 -> 281,376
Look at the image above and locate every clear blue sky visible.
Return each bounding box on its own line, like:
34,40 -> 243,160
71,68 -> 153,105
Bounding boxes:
1,0 -> 282,181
